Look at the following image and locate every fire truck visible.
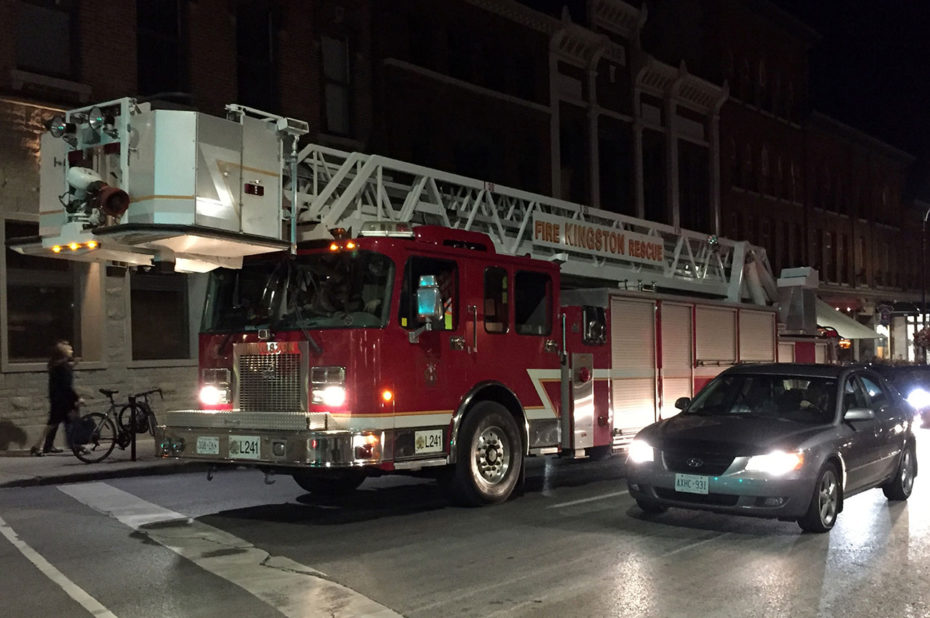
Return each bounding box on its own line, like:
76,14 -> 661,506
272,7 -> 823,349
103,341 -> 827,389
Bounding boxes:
16,98 -> 794,504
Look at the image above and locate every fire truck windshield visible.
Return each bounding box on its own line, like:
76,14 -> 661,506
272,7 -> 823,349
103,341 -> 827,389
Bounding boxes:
201,251 -> 395,332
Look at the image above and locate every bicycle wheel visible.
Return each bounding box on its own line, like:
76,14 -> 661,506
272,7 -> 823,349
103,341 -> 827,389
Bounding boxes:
118,403 -> 150,434
72,413 -> 117,463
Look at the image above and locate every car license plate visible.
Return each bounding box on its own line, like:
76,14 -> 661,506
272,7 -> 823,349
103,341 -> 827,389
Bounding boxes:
196,436 -> 219,455
675,473 -> 709,495
414,429 -> 443,454
228,435 -> 261,459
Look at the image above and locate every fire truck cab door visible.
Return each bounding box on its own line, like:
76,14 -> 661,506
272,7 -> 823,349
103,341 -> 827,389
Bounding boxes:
400,256 -> 470,431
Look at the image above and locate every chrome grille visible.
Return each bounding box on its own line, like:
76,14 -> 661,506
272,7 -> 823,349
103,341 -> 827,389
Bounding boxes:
234,340 -> 308,413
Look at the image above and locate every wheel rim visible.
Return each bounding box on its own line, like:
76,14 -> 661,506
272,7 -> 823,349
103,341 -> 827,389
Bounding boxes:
901,450 -> 914,495
818,470 -> 838,526
472,425 -> 510,486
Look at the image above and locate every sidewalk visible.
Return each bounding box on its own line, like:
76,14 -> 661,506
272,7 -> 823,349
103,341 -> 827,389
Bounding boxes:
0,437 -> 205,488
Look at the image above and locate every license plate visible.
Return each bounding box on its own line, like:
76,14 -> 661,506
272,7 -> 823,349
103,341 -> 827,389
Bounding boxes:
675,473 -> 709,495
414,429 -> 443,454
196,436 -> 219,455
228,435 -> 261,459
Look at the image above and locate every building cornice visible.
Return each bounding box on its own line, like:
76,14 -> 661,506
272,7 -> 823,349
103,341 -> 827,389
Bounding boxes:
463,0 -> 559,34
808,111 -> 914,164
590,0 -> 644,39
634,56 -> 728,114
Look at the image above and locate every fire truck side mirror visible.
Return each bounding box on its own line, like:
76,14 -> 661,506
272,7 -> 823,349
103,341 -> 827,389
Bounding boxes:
409,275 -> 443,344
674,397 -> 692,410
415,275 -> 443,323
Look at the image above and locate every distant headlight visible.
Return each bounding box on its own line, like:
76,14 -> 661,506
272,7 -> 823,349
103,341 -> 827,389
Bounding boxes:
906,388 -> 930,410
745,450 -> 804,476
628,439 -> 655,464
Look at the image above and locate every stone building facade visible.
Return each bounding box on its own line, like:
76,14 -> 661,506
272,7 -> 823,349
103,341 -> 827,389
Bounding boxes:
0,0 -> 922,449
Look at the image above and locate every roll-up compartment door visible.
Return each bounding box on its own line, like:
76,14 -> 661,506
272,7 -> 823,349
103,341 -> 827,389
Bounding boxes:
778,342 -> 795,362
739,310 -> 776,362
610,297 -> 656,432
695,306 -> 737,364
660,302 -> 692,419
815,343 -> 827,363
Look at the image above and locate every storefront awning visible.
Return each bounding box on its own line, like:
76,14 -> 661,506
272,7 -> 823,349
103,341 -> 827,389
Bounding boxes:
815,300 -> 880,339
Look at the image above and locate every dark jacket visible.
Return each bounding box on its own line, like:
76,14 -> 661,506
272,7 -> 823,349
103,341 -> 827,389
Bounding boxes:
48,361 -> 78,414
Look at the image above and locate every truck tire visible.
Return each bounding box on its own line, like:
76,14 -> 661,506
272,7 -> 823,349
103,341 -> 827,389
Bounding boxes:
292,470 -> 366,495
450,401 -> 522,506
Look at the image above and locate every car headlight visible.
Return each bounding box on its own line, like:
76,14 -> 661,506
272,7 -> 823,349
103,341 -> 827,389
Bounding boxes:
628,439 -> 655,464
907,388 -> 930,410
745,450 -> 804,476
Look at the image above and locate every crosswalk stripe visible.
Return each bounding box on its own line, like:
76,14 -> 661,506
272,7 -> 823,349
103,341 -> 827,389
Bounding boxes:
60,482 -> 399,618
0,514 -> 117,618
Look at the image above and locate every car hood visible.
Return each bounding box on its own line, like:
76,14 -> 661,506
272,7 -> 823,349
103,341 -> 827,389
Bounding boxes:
639,414 -> 829,456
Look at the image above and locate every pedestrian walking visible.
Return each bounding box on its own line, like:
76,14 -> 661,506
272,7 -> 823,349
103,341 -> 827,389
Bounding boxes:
30,340 -> 82,456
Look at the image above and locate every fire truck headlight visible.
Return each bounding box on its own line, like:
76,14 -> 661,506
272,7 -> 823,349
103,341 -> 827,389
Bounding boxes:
319,385 -> 346,407
199,385 -> 229,406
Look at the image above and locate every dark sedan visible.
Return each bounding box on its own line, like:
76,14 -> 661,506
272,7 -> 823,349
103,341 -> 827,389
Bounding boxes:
626,364 -> 918,532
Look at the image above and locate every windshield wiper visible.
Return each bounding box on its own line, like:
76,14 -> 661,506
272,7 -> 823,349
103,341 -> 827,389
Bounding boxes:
288,303 -> 323,356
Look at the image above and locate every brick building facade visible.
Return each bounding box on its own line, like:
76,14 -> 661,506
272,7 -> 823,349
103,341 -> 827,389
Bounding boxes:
0,0 -> 922,449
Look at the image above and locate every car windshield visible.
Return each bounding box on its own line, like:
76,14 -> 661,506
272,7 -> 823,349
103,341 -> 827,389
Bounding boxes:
201,251 -> 395,332
686,374 -> 837,424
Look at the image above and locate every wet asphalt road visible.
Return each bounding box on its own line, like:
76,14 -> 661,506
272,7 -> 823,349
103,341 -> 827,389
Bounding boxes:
1,432 -> 928,617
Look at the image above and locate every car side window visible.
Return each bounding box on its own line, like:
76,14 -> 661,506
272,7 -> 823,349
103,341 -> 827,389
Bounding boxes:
842,376 -> 869,412
859,375 -> 889,410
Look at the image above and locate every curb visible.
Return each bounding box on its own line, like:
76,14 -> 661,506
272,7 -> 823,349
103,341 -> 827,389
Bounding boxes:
0,461 -> 212,489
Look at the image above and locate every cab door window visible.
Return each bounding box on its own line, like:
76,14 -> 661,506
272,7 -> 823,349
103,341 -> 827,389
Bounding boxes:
399,257 -> 457,331
514,271 -> 552,335
484,267 -> 508,334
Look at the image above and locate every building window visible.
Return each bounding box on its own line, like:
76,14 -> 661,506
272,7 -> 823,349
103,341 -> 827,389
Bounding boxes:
321,35 -> 352,136
760,145 -> 770,195
237,1 -> 278,112
130,270 -> 191,361
678,140 -> 710,233
642,129 -> 667,224
3,220 -> 96,363
742,143 -> 755,192
728,138 -> 739,188
137,0 -> 187,96
16,0 -> 75,78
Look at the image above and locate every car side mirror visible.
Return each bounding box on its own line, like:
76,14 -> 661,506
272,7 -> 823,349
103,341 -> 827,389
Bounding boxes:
409,275 -> 443,343
675,397 -> 691,410
844,407 -> 875,422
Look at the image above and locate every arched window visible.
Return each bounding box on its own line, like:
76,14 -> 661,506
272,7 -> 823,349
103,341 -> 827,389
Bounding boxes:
740,59 -> 752,101
760,145 -> 770,194
728,138 -> 739,187
743,143 -> 755,191
775,155 -> 784,198
790,160 -> 799,202
757,59 -> 767,109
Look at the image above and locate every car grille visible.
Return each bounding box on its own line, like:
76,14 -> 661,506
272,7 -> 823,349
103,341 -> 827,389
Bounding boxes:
655,488 -> 739,506
662,450 -> 734,475
238,353 -> 303,412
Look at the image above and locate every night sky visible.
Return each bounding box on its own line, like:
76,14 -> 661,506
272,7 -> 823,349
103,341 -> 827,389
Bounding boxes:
772,1 -> 930,196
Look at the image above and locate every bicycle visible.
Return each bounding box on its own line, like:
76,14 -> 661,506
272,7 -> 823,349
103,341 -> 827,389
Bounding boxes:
71,388 -> 163,464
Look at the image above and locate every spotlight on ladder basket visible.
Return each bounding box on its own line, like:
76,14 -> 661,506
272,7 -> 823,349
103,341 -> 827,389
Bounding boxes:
65,167 -> 130,224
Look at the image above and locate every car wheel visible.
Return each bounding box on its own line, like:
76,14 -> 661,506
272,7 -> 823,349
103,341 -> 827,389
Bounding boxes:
449,401 -> 522,506
797,464 -> 840,533
635,498 -> 668,514
882,444 -> 916,501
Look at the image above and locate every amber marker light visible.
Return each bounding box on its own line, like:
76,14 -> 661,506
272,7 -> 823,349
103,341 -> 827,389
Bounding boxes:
381,389 -> 394,403
86,240 -> 98,249
51,245 -> 62,253
68,242 -> 80,251
346,241 -> 357,250
329,242 -> 340,251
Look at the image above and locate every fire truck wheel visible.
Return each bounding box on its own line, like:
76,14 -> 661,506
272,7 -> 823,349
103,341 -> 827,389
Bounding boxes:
451,401 -> 522,506
291,470 -> 366,495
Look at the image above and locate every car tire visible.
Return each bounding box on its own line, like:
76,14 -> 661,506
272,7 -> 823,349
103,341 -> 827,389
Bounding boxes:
797,463 -> 841,533
449,401 -> 522,506
882,444 -> 916,501
292,470 -> 366,495
635,498 -> 668,514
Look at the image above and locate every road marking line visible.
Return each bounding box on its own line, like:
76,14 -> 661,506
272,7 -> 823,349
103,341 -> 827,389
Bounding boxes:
547,490 -> 629,509
60,482 -> 400,618
662,532 -> 730,557
0,514 -> 117,618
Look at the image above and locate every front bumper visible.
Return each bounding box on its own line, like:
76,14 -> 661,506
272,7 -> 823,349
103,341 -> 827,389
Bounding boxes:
156,410 -> 385,469
627,456 -> 818,520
